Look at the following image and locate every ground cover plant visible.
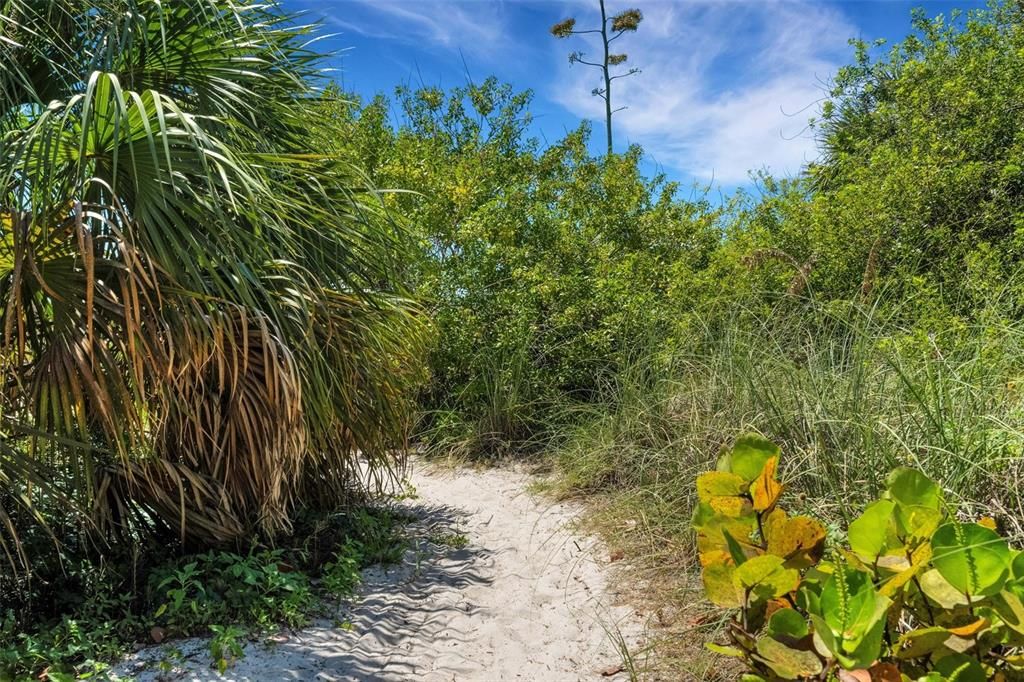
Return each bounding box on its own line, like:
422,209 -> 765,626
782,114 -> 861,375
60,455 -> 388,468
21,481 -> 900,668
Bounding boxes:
0,505 -> 408,680
696,434 -> 1024,681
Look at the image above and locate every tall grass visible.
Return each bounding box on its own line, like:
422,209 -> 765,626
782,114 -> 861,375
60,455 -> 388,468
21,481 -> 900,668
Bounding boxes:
550,288 -> 1024,561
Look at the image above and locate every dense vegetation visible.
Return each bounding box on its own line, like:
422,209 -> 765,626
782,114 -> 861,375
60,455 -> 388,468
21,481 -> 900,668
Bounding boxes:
4,0 -> 1024,678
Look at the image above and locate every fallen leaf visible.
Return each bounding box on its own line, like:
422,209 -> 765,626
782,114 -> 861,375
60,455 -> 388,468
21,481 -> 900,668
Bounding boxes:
599,664 -> 625,677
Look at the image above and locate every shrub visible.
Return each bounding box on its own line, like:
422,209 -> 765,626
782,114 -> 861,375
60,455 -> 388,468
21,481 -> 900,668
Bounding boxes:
695,434 -> 1024,680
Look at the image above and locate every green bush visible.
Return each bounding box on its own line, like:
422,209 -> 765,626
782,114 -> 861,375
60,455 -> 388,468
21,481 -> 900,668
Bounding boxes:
696,434 -> 1024,681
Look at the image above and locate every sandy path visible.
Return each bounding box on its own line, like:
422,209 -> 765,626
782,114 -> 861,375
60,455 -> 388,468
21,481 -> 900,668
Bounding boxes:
114,462 -> 646,681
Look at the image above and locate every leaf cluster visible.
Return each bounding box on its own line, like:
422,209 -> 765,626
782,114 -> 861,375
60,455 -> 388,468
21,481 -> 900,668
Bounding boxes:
696,434 -> 1024,681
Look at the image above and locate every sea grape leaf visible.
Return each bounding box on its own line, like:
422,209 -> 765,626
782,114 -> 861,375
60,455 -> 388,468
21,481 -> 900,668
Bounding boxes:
933,653 -> 987,682
764,511 -> 827,569
810,608 -> 886,671
878,543 -> 931,597
705,642 -> 745,658
702,553 -> 744,608
697,471 -> 748,502
932,522 -> 1010,598
919,569 -> 971,609
1011,550 -> 1024,581
895,626 -> 952,659
728,434 -> 781,483
887,468 -> 942,509
947,617 -> 989,637
895,504 -> 944,542
734,554 -> 800,603
819,567 -> 881,639
766,607 -> 809,639
992,589 -> 1024,634
755,637 -> 823,679
848,499 -> 896,560
750,456 -> 783,512
709,495 -> 755,518
814,566 -> 890,668
841,595 -> 889,667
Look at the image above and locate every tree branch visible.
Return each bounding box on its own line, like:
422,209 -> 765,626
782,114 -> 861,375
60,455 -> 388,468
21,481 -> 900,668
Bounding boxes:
608,69 -> 641,82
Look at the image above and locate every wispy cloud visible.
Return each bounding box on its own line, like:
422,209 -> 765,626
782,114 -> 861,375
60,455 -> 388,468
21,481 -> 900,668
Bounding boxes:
549,0 -> 856,184
320,1 -> 510,59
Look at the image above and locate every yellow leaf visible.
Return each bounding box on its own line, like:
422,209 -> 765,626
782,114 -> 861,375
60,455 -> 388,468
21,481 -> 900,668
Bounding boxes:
708,495 -> 753,518
702,555 -> 744,608
947,617 -> 989,637
764,508 -> 826,568
696,471 -> 748,502
979,516 -> 998,531
879,543 -> 931,597
750,455 -> 783,512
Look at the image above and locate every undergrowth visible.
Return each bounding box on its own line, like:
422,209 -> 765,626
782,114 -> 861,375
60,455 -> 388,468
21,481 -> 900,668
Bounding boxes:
0,506 -> 409,681
542,292 -> 1024,678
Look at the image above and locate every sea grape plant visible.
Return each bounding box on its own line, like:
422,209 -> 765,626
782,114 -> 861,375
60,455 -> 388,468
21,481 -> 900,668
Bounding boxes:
694,434 -> 1024,681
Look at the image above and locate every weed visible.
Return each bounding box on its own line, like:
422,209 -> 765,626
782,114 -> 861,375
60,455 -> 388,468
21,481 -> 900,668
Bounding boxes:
208,625 -> 246,674
428,532 -> 469,549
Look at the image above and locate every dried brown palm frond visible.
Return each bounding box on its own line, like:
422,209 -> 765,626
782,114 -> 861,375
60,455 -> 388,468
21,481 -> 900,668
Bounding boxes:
0,0 -> 426,564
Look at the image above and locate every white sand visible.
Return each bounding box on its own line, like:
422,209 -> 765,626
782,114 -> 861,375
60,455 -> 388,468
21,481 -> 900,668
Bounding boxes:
113,462 -> 646,681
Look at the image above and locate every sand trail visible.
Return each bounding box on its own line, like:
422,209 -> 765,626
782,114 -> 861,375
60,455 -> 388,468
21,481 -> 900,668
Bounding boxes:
114,462 -> 645,681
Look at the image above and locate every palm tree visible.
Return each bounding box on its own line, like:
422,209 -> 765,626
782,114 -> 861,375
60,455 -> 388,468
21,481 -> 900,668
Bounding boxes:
0,0 -> 424,566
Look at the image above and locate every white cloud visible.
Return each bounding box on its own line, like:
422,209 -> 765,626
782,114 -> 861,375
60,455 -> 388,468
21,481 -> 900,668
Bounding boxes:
549,0 -> 856,184
320,1 -> 510,59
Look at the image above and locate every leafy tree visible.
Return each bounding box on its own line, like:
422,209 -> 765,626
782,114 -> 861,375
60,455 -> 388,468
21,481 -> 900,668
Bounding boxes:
551,1 -> 643,155
312,79 -> 718,453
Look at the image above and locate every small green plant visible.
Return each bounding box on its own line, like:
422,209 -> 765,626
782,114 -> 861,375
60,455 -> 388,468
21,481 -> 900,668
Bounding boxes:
322,542 -> 363,597
208,625 -> 246,674
428,532 -> 469,549
695,433 -> 1024,680
150,550 -> 313,634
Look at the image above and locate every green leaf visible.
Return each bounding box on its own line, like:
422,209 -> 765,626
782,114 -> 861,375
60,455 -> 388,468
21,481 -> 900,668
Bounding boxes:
734,555 -> 800,603
993,588 -> 1024,634
887,468 -> 942,509
932,522 -> 1010,598
848,499 -> 896,560
919,569 -> 971,609
933,653 -> 987,682
766,608 -> 809,639
723,529 -> 749,566
702,553 -> 744,608
705,642 -> 745,658
815,565 -> 890,667
727,434 -> 781,483
895,626 -> 952,659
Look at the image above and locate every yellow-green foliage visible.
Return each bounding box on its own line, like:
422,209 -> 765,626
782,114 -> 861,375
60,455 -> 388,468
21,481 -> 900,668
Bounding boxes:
695,434 -> 1024,681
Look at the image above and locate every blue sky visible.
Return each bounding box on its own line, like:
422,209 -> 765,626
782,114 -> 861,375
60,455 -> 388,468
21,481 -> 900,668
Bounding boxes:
284,0 -> 981,192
